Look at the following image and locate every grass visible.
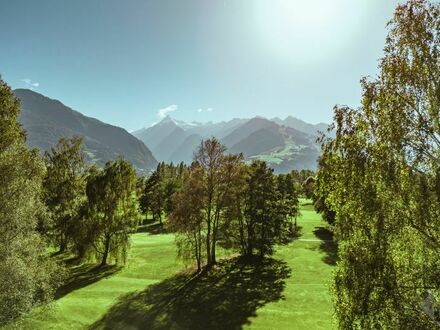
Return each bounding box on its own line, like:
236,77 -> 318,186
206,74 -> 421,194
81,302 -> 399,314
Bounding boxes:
16,199 -> 335,329
244,200 -> 336,329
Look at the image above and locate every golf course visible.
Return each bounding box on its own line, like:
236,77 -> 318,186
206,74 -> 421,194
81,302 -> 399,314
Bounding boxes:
17,200 -> 335,330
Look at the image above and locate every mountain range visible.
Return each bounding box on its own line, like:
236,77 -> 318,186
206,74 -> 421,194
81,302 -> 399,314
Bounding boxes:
133,115 -> 329,172
15,89 -> 157,174
15,88 -> 328,173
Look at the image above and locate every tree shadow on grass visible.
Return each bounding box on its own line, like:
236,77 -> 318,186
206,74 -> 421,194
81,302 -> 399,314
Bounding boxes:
55,264 -> 122,300
137,223 -> 169,235
313,226 -> 338,265
90,256 -> 291,330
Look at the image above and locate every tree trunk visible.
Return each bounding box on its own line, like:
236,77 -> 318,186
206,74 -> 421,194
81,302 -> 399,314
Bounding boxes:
210,221 -> 217,265
260,216 -> 266,259
100,236 -> 110,266
206,212 -> 212,266
246,218 -> 254,256
59,233 -> 67,253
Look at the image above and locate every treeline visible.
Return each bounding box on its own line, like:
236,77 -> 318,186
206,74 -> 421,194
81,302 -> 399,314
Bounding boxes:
314,0 -> 440,328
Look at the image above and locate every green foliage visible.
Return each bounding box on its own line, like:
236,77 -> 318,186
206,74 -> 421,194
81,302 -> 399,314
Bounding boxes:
170,139 -> 300,269
43,136 -> 86,253
170,163 -> 206,270
241,161 -> 297,258
139,162 -> 185,224
0,79 -> 62,325
290,169 -> 315,197
85,159 -> 142,265
169,138 -> 245,268
314,156 -> 336,226
317,1 -> 440,327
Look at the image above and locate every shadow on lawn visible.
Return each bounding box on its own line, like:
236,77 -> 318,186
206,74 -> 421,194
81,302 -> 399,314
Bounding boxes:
55,263 -> 122,300
313,226 -> 338,266
137,223 -> 169,235
90,256 -> 291,330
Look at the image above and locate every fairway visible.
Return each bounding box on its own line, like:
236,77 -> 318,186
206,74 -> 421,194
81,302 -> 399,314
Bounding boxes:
245,200 -> 336,329
17,201 -> 335,329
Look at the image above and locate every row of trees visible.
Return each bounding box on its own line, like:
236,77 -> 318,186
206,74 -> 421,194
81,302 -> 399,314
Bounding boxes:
314,0 -> 440,328
169,139 -> 300,270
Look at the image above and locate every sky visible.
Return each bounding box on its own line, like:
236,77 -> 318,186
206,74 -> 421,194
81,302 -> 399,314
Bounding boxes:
0,0 -> 401,131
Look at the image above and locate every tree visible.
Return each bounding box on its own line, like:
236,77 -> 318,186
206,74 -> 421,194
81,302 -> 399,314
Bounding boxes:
0,79 -> 61,324
318,1 -> 440,327
195,138 -> 246,266
242,161 -> 290,258
140,170 -> 164,223
85,159 -> 141,266
170,138 -> 245,268
43,136 -> 86,253
290,169 -> 315,196
277,173 -> 300,229
139,162 -> 184,225
169,163 -> 206,270
314,154 -> 336,226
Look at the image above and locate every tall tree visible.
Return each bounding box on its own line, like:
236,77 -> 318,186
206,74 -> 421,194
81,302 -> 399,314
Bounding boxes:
43,136 -> 86,253
170,138 -> 245,268
86,159 -> 141,266
277,173 -> 300,229
318,1 -> 440,327
242,161 -> 289,258
194,138 -> 246,266
194,138 -> 226,266
0,79 -> 61,324
169,163 -> 206,270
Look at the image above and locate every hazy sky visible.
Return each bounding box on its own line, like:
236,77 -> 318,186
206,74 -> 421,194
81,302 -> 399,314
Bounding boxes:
1,0 -> 401,130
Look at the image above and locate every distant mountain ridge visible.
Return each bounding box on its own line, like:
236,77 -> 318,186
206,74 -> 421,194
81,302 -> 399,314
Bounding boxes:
15,89 -> 157,174
133,115 -> 329,172
271,116 -> 330,136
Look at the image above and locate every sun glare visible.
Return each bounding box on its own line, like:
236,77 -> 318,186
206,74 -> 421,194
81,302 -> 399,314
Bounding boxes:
254,0 -> 368,67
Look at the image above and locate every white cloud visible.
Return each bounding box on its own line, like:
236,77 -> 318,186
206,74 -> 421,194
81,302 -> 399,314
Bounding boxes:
197,107 -> 214,113
21,78 -> 40,89
157,104 -> 178,118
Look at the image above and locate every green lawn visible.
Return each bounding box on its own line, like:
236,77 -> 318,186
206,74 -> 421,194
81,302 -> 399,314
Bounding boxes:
16,200 -> 336,329
245,200 -> 336,329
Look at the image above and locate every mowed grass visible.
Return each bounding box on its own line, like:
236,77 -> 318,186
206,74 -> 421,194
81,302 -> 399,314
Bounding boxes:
18,233 -> 184,329
245,200 -> 336,329
16,200 -> 335,329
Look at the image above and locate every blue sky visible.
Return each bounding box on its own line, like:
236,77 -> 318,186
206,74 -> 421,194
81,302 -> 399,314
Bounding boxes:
0,0 -> 400,131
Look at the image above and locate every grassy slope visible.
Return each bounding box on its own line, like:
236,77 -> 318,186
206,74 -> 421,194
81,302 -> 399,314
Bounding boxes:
18,201 -> 335,329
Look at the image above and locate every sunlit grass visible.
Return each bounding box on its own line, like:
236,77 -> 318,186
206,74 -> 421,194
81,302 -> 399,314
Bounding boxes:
16,200 -> 335,329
